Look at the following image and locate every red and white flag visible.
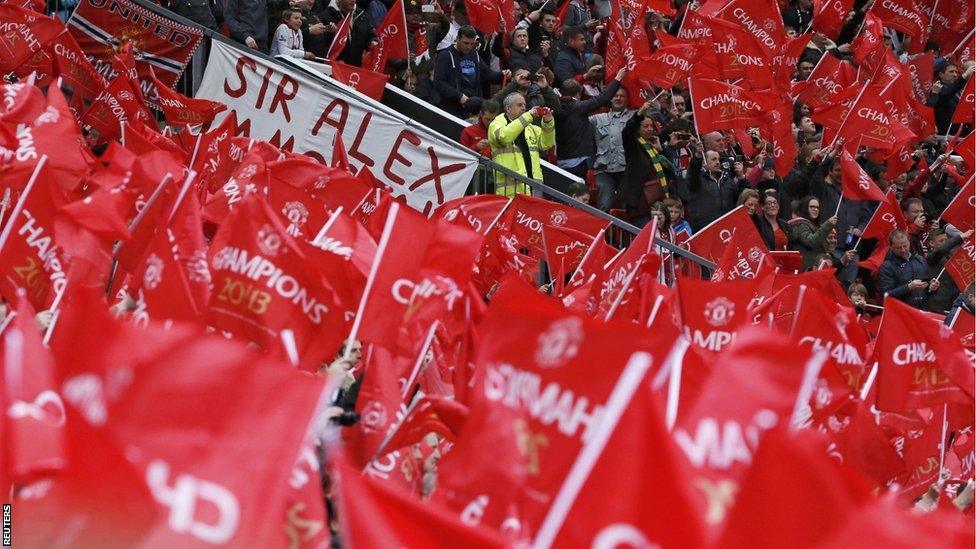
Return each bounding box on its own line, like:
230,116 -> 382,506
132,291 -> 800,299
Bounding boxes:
331,60 -> 390,101
838,151 -> 887,201
944,233 -> 976,291
939,175 -> 974,233
687,206 -> 765,265
326,11 -> 353,61
361,0 -> 409,73
874,296 -> 975,412
689,78 -> 774,133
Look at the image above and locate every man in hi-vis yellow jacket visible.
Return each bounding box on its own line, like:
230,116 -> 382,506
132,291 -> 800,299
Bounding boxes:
488,93 -> 556,196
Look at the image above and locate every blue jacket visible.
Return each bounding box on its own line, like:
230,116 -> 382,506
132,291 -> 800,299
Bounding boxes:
433,46 -> 501,117
878,250 -> 932,309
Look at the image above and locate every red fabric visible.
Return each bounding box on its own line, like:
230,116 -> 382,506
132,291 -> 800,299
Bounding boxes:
944,233 -> 976,291
812,0 -> 855,39
326,12 -> 352,61
940,175 -> 974,233
0,4 -> 63,73
689,78 -> 775,133
874,296 -> 975,412
148,67 -> 226,126
838,151 -> 887,201
677,275 -> 760,354
331,60 -> 389,101
460,120 -> 491,156
951,76 -> 975,124
464,0 -> 501,35
361,0 -> 408,73
870,0 -> 926,38
687,206 -> 766,265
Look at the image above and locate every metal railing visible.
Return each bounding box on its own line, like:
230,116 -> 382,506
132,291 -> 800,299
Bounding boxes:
128,0 -> 715,270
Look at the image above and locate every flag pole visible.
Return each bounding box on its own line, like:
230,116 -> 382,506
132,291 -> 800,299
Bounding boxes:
789,351 -> 829,431
400,321 -> 439,400
603,256 -> 644,322
0,188 -> 11,230
112,173 -> 174,257
0,156 -> 48,257
645,294 -> 665,328
532,351 -> 655,549
312,206 -> 345,245
664,337 -> 691,431
938,403 -> 949,474
344,202 -> 400,358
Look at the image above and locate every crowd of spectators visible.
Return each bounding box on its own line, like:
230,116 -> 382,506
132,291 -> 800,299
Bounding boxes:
164,0 -> 975,316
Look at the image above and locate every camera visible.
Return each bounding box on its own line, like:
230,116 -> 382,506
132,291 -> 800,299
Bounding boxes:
330,410 -> 360,426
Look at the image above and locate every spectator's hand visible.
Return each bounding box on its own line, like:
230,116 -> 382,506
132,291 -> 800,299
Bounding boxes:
460,93 -> 469,107
476,139 -> 489,150
584,64 -> 603,80
691,137 -> 703,153
827,215 -> 838,225
649,135 -> 662,150
962,229 -> 974,239
913,213 -> 927,228
842,250 -> 857,265
309,22 -> 327,35
851,293 -> 866,307
501,69 -> 512,81
908,279 -> 929,291
540,40 -> 550,56
851,227 -> 862,237
514,68 -> 531,87
35,310 -> 54,332
614,67 -> 627,81
929,278 -> 940,292
836,43 -> 851,54
585,19 -> 599,29
245,36 -> 258,49
733,162 -> 744,176
304,51 -> 316,60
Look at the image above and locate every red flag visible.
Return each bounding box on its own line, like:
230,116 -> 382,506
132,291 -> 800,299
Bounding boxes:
148,67 -> 226,126
434,194 -> 511,234
819,499 -> 975,546
0,165 -> 69,311
944,233 -> 976,291
861,190 -> 908,241
940,175 -> 974,233
80,75 -> 153,141
361,0 -> 408,73
951,76 -> 975,124
331,132 -> 351,171
687,206 -> 765,265
436,279 -> 683,536
689,78 -> 774,133
130,222 -> 202,324
793,289 -> 870,390
832,84 -> 899,151
812,0 -> 855,39
771,32 -> 814,89
331,60 -> 389,101
874,296 -> 975,412
332,452 -> 505,548
797,53 -> 858,110
326,12 -> 352,61
0,4 -> 63,73
677,276 -> 760,354
541,224 -> 591,280
710,228 -> 771,282
907,52 -> 936,101
48,32 -> 108,112
717,428 -> 873,549
464,0 -> 501,35
207,195 -> 345,370
2,291 -> 66,481
716,0 -> 787,57
838,151 -> 887,201
851,13 -> 886,72
706,17 -> 775,87
382,395 -> 467,453
634,42 -> 706,89
870,0 -> 926,38
500,194 -> 605,260
674,329 -> 817,528
950,131 -> 975,170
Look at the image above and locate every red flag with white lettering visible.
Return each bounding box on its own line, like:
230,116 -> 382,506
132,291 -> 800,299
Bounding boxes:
874,296 -> 975,412
677,276 -> 759,354
944,233 -> 976,291
839,151 -> 887,201
148,67 -> 226,126
687,206 -> 765,265
2,291 -> 66,482
689,78 -> 775,133
80,75 -> 153,142
0,4 -> 63,73
861,190 -> 908,241
439,279 -> 683,537
500,194 -> 605,260
361,0 -> 408,73
326,12 -> 352,61
870,0 -> 926,38
812,0 -> 855,39
673,329 -> 815,528
331,60 -> 390,101
434,194 -> 511,234
716,0 -> 786,57
207,194 -> 345,370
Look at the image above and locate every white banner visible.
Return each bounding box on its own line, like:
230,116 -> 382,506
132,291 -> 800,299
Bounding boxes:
195,40 -> 478,214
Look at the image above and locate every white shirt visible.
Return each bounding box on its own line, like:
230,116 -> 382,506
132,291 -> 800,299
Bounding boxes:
271,24 -> 305,58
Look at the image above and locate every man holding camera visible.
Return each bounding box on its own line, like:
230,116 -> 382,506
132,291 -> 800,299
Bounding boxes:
488,92 -> 556,196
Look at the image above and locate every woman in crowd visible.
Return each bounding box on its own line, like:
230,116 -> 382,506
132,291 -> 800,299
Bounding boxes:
789,195 -> 838,270
754,191 -> 792,251
736,188 -> 761,216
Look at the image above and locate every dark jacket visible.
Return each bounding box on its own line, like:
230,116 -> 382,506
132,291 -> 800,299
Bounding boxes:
621,113 -> 680,217
878,250 -> 932,309
754,213 -> 794,251
925,233 -> 965,313
553,48 -> 586,85
433,46 -> 502,117
224,0 -> 270,51
790,217 -> 837,270
171,0 -> 217,30
926,75 -> 969,134
686,155 -> 744,232
324,5 -> 375,67
945,293 -> 975,326
554,79 -> 620,161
